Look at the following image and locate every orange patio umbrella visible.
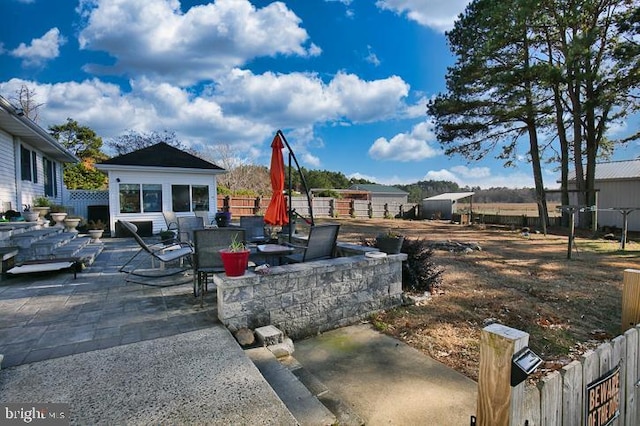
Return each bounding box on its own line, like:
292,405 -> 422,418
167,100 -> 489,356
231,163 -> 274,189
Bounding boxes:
264,133 -> 289,226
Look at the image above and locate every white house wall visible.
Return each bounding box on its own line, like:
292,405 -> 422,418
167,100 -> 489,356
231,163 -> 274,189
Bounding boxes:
107,169 -> 218,234
0,129 -> 16,212
1,134 -> 64,212
594,180 -> 640,232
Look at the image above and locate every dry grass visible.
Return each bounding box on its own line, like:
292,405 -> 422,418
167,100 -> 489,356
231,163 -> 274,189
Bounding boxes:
457,202 -> 562,217
319,217 -> 640,382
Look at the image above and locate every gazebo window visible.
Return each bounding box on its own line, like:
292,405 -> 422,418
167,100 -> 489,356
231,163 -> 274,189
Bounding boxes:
120,183 -> 163,213
171,184 -> 209,212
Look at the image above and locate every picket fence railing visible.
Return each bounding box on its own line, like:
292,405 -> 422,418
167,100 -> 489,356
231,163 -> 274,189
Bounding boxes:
476,269 -> 640,426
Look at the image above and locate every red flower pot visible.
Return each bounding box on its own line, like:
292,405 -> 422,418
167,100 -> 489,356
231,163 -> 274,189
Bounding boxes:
219,249 -> 250,277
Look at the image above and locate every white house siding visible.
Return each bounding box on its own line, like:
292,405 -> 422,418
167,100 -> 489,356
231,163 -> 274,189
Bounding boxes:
106,169 -> 218,235
15,140 -> 52,211
0,129 -> 16,211
593,180 -> 640,232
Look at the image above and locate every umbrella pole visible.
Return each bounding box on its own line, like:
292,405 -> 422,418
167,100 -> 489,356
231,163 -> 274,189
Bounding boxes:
288,152 -> 293,243
278,130 -> 315,227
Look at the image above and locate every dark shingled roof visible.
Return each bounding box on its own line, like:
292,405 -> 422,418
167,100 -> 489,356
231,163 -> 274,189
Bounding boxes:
99,142 -> 223,170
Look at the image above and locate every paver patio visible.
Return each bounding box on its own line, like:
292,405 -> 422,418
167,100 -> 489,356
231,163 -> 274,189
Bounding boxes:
0,238 -> 217,368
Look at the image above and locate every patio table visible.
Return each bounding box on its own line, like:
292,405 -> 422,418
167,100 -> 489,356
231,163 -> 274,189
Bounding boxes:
256,244 -> 295,266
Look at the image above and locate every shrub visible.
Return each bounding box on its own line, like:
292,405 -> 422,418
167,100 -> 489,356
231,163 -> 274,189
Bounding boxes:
401,238 -> 444,293
360,236 -> 444,293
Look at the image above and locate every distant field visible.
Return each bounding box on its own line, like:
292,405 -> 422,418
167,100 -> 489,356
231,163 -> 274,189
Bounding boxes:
456,202 -> 561,217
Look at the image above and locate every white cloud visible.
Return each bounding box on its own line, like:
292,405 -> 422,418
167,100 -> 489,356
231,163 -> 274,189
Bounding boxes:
375,0 -> 470,32
0,67 -> 410,159
450,165 -> 491,178
76,0 -> 318,85
213,69 -> 409,127
368,120 -> 441,161
10,28 -> 67,67
365,46 -> 381,66
424,166 -> 537,188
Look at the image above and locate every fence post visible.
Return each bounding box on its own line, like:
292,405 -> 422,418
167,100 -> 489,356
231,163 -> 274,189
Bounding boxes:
223,196 -> 230,213
254,197 -> 261,215
349,199 -> 355,218
622,269 -> 640,332
477,324 -> 529,426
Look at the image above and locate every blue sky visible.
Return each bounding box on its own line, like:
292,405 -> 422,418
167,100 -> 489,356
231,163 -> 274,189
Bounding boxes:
1,0 -> 637,189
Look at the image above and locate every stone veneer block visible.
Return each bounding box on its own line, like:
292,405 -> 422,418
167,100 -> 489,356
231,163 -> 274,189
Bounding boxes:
255,325 -> 284,346
215,253 -> 407,339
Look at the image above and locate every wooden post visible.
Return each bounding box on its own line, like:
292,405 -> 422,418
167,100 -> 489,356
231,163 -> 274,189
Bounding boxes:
622,269 -> 640,332
477,324 -> 529,426
567,210 -> 575,259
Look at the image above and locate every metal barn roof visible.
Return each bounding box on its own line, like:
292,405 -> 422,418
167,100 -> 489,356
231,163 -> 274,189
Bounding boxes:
423,192 -> 475,201
568,159 -> 640,181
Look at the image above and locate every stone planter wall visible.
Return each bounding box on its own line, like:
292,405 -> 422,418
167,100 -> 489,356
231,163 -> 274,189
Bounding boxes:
214,253 -> 407,339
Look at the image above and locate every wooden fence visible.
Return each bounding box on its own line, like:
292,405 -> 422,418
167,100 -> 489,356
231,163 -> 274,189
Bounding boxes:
476,269 -> 640,425
217,195 -> 414,220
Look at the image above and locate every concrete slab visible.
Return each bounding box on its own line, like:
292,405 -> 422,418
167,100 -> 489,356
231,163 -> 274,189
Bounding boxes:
292,323 -> 478,426
0,327 -> 297,425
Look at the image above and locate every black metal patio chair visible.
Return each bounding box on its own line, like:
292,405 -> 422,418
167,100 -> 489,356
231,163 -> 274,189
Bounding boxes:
118,220 -> 194,286
282,223 -> 340,263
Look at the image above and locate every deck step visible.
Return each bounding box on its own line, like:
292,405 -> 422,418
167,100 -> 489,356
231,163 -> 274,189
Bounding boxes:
9,227 -> 63,249
246,347 -> 336,426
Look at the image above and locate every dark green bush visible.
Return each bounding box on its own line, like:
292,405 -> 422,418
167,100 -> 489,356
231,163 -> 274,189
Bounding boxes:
401,238 -> 443,293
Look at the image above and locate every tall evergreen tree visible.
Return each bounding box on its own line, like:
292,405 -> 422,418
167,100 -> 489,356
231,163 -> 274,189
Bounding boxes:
49,118 -> 109,190
429,0 -> 552,232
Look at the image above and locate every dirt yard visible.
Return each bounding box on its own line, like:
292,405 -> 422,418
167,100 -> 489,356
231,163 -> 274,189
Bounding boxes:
317,217 -> 640,382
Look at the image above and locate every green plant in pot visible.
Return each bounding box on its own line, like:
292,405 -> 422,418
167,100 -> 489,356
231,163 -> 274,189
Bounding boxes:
375,229 -> 405,254
22,204 -> 40,222
219,234 -> 250,277
159,229 -> 176,243
87,220 -> 106,242
49,205 -> 68,227
32,197 -> 52,218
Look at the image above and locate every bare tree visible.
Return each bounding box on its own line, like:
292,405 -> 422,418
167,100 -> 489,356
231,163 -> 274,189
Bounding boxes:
11,84 -> 44,122
199,143 -> 271,196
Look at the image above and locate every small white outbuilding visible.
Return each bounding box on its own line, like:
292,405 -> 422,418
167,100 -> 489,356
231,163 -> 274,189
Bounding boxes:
421,192 -> 475,220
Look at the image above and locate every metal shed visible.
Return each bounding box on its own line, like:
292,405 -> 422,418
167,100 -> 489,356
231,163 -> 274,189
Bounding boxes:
422,192 -> 475,220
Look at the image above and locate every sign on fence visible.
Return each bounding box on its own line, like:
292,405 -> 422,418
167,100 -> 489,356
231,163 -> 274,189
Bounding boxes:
585,365 -> 620,426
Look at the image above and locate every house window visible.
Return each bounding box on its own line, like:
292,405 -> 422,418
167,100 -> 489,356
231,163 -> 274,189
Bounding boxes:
192,185 -> 209,211
119,184 -> 141,213
171,185 -> 190,212
43,158 -> 58,197
20,145 -> 33,181
171,185 -> 210,212
119,183 -> 163,213
142,184 -> 162,212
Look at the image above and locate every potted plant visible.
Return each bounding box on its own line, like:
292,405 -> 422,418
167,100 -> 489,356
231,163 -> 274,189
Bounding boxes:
159,229 -> 176,243
215,210 -> 232,227
64,215 -> 83,233
21,205 -> 40,222
87,220 -> 106,243
32,197 -> 52,218
375,229 -> 405,254
49,205 -> 68,227
219,234 -> 251,277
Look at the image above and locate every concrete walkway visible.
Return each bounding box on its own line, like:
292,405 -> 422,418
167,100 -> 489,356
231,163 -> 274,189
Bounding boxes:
0,237 -> 478,425
291,324 -> 478,425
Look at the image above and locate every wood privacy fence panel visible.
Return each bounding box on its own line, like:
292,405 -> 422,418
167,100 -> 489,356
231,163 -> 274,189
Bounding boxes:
520,325 -> 640,425
334,199 -> 351,216
353,200 -> 370,218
